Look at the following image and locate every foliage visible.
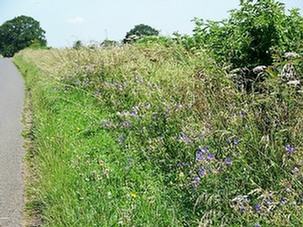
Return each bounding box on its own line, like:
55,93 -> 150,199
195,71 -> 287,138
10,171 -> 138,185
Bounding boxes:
0,15 -> 47,57
72,40 -> 83,50
179,0 -> 303,68
123,24 -> 159,43
100,39 -> 119,48
14,41 -> 303,226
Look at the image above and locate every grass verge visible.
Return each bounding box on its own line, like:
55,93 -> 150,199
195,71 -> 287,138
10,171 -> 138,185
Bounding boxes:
14,44 -> 303,226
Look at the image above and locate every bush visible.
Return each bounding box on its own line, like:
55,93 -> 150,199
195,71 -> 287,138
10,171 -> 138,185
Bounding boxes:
180,0 -> 303,68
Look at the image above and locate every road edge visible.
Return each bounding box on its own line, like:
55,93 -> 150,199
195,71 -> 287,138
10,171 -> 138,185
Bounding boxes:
14,59 -> 42,227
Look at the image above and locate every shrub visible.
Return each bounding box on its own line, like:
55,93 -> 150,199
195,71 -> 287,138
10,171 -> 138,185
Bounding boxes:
180,0 -> 303,68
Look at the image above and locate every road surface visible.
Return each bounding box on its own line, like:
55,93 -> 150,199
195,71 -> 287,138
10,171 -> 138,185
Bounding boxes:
0,58 -> 24,227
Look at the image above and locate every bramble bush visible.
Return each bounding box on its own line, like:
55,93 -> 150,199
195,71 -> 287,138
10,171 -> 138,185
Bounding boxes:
177,0 -> 303,68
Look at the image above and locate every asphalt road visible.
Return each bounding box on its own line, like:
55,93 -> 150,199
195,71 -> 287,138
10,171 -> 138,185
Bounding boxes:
0,58 -> 24,227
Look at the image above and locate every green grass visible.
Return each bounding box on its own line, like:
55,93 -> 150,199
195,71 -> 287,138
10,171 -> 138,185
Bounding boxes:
14,44 -> 303,226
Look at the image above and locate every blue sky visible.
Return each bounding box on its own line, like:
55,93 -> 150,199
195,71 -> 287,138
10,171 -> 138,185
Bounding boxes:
0,0 -> 302,48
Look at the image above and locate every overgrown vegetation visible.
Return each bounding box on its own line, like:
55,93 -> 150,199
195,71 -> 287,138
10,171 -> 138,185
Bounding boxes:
176,0 -> 303,68
13,0 -> 303,226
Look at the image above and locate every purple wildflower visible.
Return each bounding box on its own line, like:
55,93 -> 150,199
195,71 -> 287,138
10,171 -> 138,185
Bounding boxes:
199,166 -> 206,176
127,158 -> 132,163
233,139 -> 240,145
118,136 -> 126,142
241,195 -> 248,202
196,151 -> 203,162
121,122 -> 132,128
198,146 -> 210,153
130,110 -> 137,117
285,144 -> 295,155
199,170 -> 205,177
207,153 -> 214,160
225,157 -> 232,165
193,177 -> 200,184
255,203 -> 261,211
101,120 -> 111,128
240,205 -> 246,212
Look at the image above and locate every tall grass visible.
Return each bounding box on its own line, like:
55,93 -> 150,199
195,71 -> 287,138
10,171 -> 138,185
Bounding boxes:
15,43 -> 303,226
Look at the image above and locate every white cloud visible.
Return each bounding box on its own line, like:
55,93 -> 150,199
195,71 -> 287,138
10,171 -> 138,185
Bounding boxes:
68,17 -> 85,25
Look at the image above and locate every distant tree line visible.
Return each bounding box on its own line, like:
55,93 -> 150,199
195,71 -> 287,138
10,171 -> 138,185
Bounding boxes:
73,24 -> 160,49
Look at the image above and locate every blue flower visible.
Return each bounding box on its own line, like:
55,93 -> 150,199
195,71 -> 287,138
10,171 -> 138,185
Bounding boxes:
199,166 -> 206,176
193,177 -> 200,184
196,151 -> 203,162
240,205 -> 246,212
198,146 -> 210,153
285,144 -> 295,155
207,153 -> 214,160
118,136 -> 126,142
225,157 -> 232,164
255,203 -> 261,211
233,139 -> 240,145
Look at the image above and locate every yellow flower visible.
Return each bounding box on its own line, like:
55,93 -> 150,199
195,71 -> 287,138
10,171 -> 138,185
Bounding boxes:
130,192 -> 137,198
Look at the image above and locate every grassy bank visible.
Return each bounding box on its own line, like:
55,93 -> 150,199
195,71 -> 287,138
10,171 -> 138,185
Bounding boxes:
15,44 -> 303,226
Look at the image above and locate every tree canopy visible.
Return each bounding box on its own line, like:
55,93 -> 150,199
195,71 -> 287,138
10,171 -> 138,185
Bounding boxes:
0,15 -> 47,57
123,24 -> 159,43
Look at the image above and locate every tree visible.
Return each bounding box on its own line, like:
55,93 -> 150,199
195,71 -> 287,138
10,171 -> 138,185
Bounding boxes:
0,15 -> 47,57
123,24 -> 159,43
